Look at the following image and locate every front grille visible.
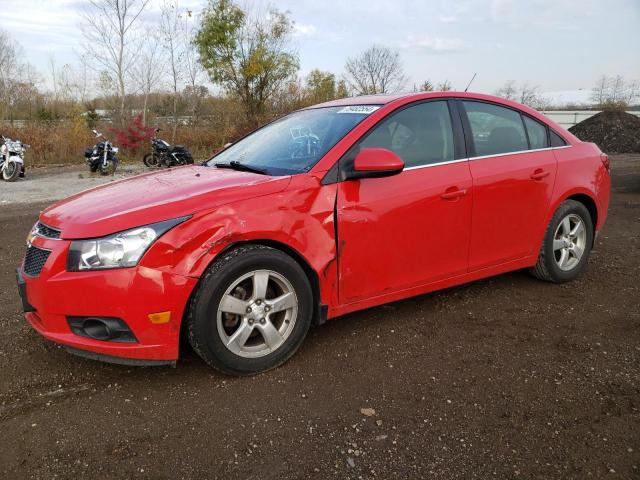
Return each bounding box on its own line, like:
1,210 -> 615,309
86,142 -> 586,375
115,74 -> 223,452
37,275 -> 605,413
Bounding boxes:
23,246 -> 51,277
35,222 -> 61,239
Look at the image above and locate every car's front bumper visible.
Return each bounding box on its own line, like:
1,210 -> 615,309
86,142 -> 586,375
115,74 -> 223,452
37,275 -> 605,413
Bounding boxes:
17,235 -> 198,363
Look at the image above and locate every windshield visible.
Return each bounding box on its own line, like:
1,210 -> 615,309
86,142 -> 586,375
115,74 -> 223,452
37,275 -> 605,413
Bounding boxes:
206,105 -> 381,175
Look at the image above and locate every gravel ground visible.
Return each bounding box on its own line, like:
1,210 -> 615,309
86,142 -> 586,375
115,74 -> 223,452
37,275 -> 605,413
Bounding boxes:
0,163 -> 148,205
0,155 -> 638,479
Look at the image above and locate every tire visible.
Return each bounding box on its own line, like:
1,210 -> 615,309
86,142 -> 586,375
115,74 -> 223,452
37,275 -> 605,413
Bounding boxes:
2,161 -> 21,182
187,245 -> 313,375
530,200 -> 594,283
143,153 -> 160,168
100,159 -> 118,176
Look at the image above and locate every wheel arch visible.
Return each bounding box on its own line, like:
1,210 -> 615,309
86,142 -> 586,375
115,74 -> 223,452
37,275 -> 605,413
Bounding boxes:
566,193 -> 597,232
180,239 -> 327,350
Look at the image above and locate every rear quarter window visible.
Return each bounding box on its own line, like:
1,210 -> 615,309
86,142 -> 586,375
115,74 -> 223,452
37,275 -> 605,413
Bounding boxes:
550,130 -> 568,147
523,116 -> 549,150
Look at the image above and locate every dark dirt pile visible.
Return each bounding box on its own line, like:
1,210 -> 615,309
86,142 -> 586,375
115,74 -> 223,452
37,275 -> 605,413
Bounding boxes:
569,110 -> 640,154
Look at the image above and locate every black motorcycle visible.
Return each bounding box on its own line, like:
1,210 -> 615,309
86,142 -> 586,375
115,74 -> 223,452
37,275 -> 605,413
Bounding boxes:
84,129 -> 119,175
143,129 -> 193,168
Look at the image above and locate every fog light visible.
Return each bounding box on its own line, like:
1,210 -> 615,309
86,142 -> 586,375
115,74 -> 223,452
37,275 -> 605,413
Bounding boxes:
67,316 -> 137,343
148,311 -> 171,324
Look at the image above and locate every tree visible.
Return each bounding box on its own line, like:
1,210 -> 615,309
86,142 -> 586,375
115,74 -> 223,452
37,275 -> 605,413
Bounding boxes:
344,45 -> 405,95
437,80 -> 452,92
589,75 -> 638,109
591,75 -> 608,106
182,8 -> 207,122
160,1 -> 184,140
80,0 -> 151,124
495,80 -> 544,108
420,80 -> 434,92
0,29 -> 40,122
194,0 -> 299,126
305,69 -> 336,103
495,80 -> 517,100
133,31 -> 163,125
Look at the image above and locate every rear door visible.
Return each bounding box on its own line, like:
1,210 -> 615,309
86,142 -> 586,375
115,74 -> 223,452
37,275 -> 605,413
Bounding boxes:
336,100 -> 473,304
459,100 -> 557,270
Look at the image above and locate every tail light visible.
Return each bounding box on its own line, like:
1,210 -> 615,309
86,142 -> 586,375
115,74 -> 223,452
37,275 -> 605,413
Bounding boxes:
600,153 -> 610,172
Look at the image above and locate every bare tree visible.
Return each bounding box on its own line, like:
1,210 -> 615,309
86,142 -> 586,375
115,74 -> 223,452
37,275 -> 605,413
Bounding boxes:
133,32 -> 163,125
419,80 -> 434,92
589,74 -> 638,109
591,75 -> 608,106
495,80 -> 517,100
80,0 -> 151,124
0,29 -> 39,122
609,75 -> 626,105
160,0 -> 184,141
519,83 -> 540,106
437,80 -> 452,92
182,8 -> 206,122
344,45 -> 405,95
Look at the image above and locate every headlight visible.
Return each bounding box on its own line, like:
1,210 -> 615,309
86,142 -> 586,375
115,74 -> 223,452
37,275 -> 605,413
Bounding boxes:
67,216 -> 189,271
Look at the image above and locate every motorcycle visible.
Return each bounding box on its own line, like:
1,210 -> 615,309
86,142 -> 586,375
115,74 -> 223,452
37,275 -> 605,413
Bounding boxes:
143,128 -> 193,168
84,130 -> 119,175
0,135 -> 28,182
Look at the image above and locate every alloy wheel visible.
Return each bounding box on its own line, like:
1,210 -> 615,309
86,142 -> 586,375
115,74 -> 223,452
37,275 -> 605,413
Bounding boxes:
216,269 -> 298,358
553,213 -> 587,271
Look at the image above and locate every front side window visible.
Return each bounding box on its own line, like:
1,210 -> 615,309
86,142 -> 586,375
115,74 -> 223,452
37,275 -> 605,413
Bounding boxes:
462,101 -> 528,156
523,116 -> 549,150
358,101 -> 455,168
206,105 -> 380,175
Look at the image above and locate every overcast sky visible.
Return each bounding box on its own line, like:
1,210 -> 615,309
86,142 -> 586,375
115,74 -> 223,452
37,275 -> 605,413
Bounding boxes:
2,0 -> 639,94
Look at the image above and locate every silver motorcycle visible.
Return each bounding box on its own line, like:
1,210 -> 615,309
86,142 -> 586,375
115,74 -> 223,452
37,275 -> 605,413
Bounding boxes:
0,136 -> 28,182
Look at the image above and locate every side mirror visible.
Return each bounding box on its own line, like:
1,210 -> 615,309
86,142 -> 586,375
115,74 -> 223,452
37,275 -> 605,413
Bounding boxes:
346,148 -> 404,180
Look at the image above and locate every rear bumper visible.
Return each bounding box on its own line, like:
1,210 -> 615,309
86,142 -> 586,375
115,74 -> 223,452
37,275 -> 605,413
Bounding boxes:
18,235 -> 198,363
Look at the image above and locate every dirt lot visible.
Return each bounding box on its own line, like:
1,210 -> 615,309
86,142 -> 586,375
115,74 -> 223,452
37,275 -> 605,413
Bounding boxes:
0,156 -> 638,479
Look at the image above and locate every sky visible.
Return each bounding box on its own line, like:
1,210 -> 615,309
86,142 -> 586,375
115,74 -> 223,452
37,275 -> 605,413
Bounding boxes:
1,0 -> 639,95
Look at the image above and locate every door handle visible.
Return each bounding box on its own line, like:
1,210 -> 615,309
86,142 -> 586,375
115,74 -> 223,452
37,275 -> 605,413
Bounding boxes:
441,188 -> 467,200
530,169 -> 550,180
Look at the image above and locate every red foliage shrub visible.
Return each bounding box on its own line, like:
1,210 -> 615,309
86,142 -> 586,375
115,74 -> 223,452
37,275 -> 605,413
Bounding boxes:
108,114 -> 156,152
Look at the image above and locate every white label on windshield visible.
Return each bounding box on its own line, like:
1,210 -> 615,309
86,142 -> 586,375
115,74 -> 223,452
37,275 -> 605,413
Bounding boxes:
337,105 -> 381,115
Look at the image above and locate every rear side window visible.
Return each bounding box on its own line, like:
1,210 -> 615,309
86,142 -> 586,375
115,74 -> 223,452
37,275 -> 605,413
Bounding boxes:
550,131 -> 567,147
462,101 -> 528,156
359,101 -> 455,168
523,116 -> 549,149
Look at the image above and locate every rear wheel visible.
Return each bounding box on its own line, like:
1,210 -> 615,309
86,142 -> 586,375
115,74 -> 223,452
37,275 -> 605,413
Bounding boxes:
2,161 -> 20,182
187,245 -> 313,375
530,200 -> 594,283
143,153 -> 160,168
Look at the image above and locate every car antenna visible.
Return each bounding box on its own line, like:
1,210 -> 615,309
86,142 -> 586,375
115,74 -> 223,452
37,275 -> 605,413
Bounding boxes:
464,73 -> 477,92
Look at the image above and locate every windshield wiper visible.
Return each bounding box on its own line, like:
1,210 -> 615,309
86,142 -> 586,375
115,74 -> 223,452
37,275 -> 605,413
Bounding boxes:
214,160 -> 268,175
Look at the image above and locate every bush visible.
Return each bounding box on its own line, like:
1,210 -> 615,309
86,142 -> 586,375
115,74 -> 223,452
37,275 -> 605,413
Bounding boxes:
1,115 -> 246,167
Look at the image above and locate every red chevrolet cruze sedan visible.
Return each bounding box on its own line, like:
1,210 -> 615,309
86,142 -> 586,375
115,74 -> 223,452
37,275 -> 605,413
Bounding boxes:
17,92 -> 610,375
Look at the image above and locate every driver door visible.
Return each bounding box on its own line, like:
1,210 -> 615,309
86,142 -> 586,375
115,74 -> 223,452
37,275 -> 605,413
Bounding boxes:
336,101 -> 473,304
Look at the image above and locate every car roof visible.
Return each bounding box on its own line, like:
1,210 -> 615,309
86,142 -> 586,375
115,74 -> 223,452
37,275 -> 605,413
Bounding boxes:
306,91 -> 577,143
308,91 -> 518,108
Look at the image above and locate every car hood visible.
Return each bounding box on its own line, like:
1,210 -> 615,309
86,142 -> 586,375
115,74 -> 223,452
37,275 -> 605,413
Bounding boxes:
40,166 -> 291,239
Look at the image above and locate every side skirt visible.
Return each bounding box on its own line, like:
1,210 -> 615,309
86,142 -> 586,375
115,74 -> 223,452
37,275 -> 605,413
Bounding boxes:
327,255 -> 537,319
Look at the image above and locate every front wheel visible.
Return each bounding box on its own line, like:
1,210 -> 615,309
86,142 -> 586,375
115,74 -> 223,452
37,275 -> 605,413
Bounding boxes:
100,158 -> 118,176
2,161 -> 21,182
187,245 -> 313,375
530,200 -> 594,283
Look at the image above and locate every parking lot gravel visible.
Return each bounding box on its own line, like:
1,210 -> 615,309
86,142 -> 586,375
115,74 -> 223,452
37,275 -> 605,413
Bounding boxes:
0,155 -> 638,479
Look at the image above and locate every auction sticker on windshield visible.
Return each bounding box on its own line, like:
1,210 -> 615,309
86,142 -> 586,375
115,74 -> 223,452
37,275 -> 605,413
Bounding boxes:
336,105 -> 381,114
